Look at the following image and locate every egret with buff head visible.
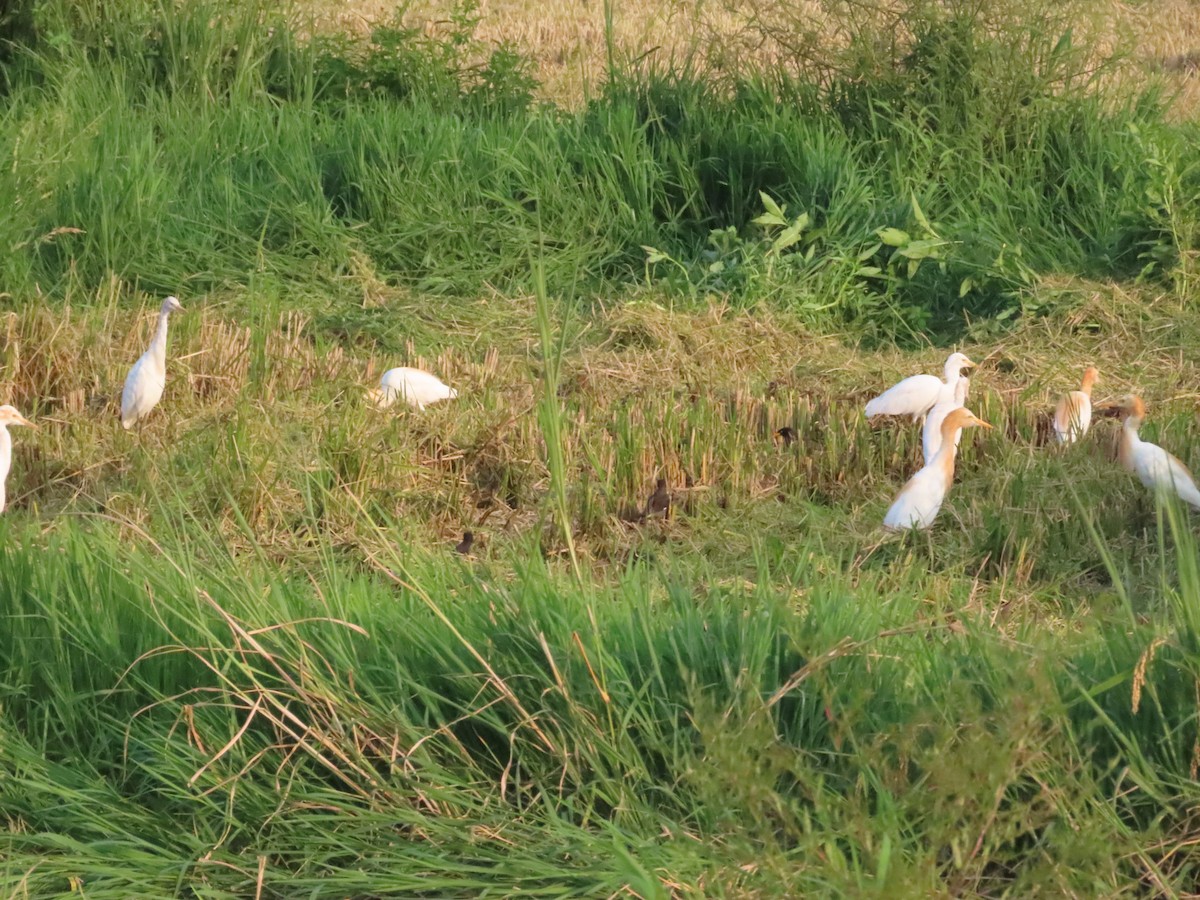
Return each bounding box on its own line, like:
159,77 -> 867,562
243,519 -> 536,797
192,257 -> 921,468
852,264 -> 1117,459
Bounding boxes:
1102,394 -> 1200,510
1053,366 -> 1099,444
884,407 -> 992,530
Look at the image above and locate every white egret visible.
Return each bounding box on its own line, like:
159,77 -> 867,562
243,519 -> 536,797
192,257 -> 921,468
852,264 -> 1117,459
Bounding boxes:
884,407 -> 992,530
921,375 -> 970,464
865,352 -> 975,422
367,367 -> 458,411
121,295 -> 184,429
0,405 -> 35,514
1053,366 -> 1099,444
1106,395 -> 1200,509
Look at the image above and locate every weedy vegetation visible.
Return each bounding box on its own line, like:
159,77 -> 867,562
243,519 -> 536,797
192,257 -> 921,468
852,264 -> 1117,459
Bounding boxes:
4,0 -> 1200,895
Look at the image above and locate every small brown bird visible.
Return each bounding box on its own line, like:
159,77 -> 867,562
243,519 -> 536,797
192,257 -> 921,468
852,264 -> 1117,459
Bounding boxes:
645,478 -> 671,519
454,531 -> 474,554
776,426 -> 797,447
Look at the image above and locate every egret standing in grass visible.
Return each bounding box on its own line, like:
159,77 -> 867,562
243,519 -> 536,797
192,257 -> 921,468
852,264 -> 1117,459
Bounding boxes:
884,407 -> 992,530
865,352 -> 975,422
1053,366 -> 1099,444
1105,394 -> 1200,509
0,405 -> 35,514
921,375 -> 970,464
121,295 -> 184,430
367,367 -> 458,411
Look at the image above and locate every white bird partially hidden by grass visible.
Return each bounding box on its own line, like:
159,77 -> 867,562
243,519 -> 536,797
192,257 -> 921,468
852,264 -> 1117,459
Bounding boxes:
367,367 -> 458,411
1053,365 -> 1099,444
0,405 -> 35,514
921,375 -> 970,464
121,296 -> 184,430
884,407 -> 991,531
865,352 -> 975,422
1106,394 -> 1200,510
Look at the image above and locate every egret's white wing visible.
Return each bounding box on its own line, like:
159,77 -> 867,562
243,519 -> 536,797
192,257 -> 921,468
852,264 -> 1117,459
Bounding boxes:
865,374 -> 943,420
1134,443 -> 1200,509
380,367 -> 457,410
121,353 -> 165,428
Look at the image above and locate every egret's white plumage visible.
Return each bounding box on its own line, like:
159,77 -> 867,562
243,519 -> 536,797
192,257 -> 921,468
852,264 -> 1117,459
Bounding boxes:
121,296 -> 184,429
1053,366 -> 1099,444
865,352 -> 976,422
1111,395 -> 1200,509
367,367 -> 458,411
884,407 -> 991,530
921,375 -> 970,464
0,404 -> 35,514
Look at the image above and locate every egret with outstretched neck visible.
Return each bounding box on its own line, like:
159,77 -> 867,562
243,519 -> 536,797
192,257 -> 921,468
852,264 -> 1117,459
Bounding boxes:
1106,394 -> 1200,509
121,296 -> 184,429
0,405 -> 35,513
1053,366 -> 1099,444
367,367 -> 457,411
921,375 -> 970,464
884,407 -> 992,530
866,352 -> 975,422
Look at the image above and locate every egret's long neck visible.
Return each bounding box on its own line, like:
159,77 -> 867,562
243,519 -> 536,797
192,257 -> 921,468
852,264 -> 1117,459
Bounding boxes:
930,431 -> 961,486
953,376 -> 969,405
0,425 -> 11,513
148,309 -> 172,364
943,361 -> 959,385
1118,416 -> 1142,472
0,425 -> 10,482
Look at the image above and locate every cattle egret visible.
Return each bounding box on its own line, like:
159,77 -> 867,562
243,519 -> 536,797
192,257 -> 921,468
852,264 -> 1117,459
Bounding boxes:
866,352 -> 975,422
1053,366 -> 1099,444
367,367 -> 458,410
0,405 -> 35,514
884,407 -> 992,530
1106,395 -> 1200,509
121,296 -> 184,429
645,478 -> 671,519
922,375 -> 970,464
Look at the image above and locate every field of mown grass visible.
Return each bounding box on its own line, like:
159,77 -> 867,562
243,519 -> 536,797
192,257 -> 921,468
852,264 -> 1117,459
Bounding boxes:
5,0 -> 1200,895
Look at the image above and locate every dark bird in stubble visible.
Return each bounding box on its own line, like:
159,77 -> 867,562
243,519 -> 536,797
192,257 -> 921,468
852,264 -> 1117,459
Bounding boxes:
645,478 -> 671,519
454,531 -> 474,554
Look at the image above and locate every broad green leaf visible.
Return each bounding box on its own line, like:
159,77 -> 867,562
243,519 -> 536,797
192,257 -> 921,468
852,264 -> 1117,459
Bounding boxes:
752,212 -> 786,227
897,239 -> 943,260
878,227 -> 910,247
759,191 -> 784,218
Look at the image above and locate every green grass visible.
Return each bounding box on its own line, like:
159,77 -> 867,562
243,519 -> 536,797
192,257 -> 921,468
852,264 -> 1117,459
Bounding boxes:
4,0 -> 1200,895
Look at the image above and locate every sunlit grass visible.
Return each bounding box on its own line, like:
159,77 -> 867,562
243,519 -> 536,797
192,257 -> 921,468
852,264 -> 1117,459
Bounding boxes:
4,0 -> 1200,893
